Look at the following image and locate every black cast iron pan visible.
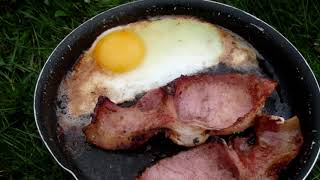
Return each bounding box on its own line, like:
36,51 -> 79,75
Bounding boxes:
34,0 -> 320,179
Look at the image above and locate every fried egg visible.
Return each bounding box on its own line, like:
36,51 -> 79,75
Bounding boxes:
63,16 -> 258,116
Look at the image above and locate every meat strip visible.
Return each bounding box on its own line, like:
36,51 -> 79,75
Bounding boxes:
84,73 -> 276,149
173,74 -> 276,130
83,89 -> 174,149
138,116 -> 303,180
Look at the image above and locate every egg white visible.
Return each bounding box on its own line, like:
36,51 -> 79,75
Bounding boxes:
88,17 -> 223,103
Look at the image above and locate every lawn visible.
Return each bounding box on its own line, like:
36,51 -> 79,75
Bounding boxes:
0,0 -> 319,179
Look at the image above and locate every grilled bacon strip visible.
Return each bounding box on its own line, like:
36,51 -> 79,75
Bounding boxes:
83,73 -> 276,149
138,116 -> 303,180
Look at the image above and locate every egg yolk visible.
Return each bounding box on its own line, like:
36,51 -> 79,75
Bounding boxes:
93,30 -> 145,73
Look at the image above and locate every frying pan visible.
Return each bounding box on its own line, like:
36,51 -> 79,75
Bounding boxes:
34,0 -> 320,179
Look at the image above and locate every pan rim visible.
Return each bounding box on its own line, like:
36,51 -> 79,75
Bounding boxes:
33,0 -> 320,179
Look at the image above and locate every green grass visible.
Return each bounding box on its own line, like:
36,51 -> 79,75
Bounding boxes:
0,0 -> 319,179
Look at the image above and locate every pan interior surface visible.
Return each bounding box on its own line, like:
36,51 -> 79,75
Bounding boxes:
34,0 -> 320,179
